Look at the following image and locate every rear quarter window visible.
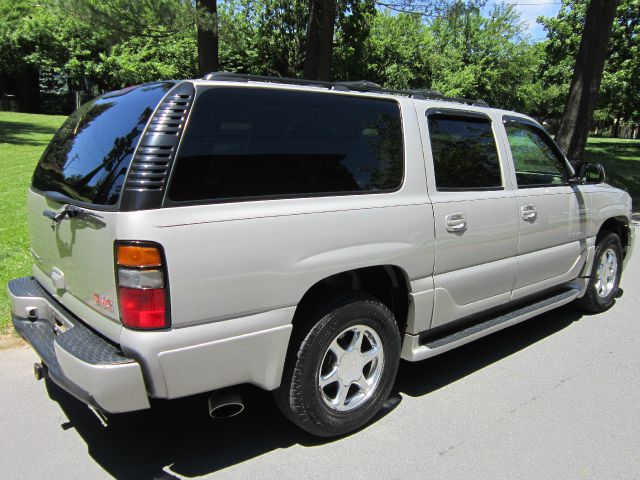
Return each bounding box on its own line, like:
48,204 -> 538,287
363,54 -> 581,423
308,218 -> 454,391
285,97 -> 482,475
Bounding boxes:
167,87 -> 404,203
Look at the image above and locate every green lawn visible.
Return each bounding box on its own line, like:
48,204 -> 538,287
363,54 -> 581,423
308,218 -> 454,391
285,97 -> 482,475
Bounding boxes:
583,137 -> 640,207
0,112 -> 66,334
0,112 -> 638,334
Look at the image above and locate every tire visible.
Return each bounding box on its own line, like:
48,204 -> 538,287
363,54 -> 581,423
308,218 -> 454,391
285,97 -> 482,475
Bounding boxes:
577,232 -> 623,313
274,293 -> 401,437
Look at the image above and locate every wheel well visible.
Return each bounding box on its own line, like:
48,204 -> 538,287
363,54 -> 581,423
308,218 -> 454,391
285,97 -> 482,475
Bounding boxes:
598,217 -> 630,257
293,266 -> 411,334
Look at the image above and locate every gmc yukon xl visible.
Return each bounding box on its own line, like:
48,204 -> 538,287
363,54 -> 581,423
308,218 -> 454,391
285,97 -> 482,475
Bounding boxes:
8,73 -> 634,437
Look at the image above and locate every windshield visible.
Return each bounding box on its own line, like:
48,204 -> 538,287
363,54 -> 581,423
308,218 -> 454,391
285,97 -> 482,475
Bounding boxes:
32,82 -> 174,205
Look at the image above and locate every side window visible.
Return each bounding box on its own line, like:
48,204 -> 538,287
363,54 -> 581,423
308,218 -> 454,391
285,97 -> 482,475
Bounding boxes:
167,88 -> 403,202
427,114 -> 502,190
505,122 -> 567,187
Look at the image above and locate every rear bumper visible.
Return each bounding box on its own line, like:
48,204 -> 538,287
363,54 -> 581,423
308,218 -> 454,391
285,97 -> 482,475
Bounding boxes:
8,277 -> 150,413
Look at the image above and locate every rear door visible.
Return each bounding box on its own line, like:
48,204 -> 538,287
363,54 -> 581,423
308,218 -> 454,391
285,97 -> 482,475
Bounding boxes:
500,117 -> 585,300
27,82 -> 174,340
418,107 -> 519,329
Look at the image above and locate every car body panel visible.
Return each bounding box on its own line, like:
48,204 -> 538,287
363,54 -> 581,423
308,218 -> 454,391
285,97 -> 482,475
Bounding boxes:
27,189 -> 122,342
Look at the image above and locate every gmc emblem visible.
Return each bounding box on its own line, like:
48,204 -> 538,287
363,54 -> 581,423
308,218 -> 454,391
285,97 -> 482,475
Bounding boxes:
93,293 -> 114,311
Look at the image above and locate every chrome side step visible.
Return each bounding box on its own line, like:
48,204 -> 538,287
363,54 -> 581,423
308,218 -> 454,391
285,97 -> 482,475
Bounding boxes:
401,288 -> 580,362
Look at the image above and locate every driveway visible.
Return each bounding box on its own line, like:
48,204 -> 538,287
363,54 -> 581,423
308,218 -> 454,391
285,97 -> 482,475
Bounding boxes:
1,254 -> 639,479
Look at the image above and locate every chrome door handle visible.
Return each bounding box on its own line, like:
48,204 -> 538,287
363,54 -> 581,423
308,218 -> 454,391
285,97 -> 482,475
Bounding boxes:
521,204 -> 537,221
445,212 -> 467,232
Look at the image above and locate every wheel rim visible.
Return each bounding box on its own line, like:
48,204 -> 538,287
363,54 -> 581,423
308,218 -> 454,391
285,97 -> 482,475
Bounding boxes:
318,324 -> 385,412
595,247 -> 618,298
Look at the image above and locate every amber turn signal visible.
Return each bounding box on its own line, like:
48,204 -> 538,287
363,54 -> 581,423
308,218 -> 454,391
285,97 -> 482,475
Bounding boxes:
117,245 -> 162,267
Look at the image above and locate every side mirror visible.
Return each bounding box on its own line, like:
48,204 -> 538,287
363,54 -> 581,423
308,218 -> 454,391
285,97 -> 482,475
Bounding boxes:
578,162 -> 606,185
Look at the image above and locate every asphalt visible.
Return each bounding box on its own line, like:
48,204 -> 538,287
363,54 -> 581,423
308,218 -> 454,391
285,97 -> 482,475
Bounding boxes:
1,253 -> 639,480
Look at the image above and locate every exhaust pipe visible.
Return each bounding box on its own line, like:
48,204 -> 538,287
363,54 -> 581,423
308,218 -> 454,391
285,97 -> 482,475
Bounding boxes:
34,362 -> 48,381
208,389 -> 244,419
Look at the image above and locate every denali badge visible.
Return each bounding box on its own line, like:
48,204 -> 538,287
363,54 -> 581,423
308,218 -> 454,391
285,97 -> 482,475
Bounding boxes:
94,294 -> 114,311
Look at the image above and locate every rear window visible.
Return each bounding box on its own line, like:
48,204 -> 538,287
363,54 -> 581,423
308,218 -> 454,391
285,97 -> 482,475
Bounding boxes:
167,87 -> 404,202
32,82 -> 174,205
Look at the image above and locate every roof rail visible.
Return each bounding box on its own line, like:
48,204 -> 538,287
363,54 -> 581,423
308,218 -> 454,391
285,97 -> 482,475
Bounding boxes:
202,71 -> 489,107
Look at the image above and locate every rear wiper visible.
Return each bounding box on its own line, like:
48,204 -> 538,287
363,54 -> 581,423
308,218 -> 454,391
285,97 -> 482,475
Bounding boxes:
42,204 -> 83,223
42,191 -> 103,226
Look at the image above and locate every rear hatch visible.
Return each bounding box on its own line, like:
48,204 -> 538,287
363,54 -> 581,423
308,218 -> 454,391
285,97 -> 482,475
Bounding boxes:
27,82 -> 174,340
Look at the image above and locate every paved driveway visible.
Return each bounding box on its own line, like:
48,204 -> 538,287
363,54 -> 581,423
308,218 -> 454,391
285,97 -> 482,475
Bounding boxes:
1,254 -> 639,480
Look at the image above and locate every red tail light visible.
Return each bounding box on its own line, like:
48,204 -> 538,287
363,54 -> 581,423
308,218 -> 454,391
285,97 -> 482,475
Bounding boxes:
115,242 -> 170,330
119,288 -> 166,329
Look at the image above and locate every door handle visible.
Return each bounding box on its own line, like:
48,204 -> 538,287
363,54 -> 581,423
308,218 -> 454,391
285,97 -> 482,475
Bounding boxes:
521,204 -> 538,221
445,212 -> 467,232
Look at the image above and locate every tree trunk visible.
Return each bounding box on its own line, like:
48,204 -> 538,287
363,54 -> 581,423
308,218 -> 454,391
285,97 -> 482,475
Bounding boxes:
555,0 -> 619,166
16,66 -> 40,113
612,116 -> 620,138
197,0 -> 218,77
304,0 -> 337,81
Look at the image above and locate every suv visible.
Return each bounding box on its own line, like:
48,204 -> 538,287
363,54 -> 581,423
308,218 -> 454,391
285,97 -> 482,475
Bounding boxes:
8,73 -> 634,437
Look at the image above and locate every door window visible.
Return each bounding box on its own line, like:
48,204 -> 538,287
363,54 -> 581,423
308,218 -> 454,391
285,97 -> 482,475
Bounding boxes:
427,114 -> 502,190
505,122 -> 568,187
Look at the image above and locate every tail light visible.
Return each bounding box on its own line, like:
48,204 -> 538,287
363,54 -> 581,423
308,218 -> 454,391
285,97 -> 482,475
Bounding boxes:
115,242 -> 170,329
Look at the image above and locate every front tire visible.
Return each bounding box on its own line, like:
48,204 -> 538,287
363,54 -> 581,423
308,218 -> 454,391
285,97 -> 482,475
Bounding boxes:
274,294 -> 401,437
577,232 -> 623,313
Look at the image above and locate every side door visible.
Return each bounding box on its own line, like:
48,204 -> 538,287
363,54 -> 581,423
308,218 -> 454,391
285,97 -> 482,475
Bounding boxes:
499,116 -> 586,300
419,107 -> 520,329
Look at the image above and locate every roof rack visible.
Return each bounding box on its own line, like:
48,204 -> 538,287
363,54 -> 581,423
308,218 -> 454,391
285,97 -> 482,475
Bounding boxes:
201,72 -> 489,108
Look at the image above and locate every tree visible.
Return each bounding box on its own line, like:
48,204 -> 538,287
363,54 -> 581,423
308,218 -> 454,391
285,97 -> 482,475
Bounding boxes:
57,0 -> 216,79
597,0 -> 640,136
197,0 -> 218,76
303,0 -> 337,80
429,2 -> 545,111
554,0 -> 619,164
302,0 -> 489,82
357,11 -> 432,89
332,0 -> 376,81
0,0 -> 114,112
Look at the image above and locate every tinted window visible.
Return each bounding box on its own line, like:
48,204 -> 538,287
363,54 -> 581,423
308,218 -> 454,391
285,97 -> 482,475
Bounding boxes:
505,122 -> 567,187
428,115 -> 501,190
32,82 -> 174,205
168,88 -> 403,202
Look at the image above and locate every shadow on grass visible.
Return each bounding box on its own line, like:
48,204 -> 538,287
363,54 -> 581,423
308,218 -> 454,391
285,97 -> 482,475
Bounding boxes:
585,139 -> 640,208
45,304 -> 583,479
0,119 -> 59,146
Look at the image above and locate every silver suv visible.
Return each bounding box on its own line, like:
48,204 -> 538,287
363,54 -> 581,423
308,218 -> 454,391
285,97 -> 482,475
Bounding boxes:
8,73 -> 635,437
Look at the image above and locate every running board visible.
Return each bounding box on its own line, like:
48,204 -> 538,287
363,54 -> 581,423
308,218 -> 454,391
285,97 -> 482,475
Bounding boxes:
400,288 -> 580,362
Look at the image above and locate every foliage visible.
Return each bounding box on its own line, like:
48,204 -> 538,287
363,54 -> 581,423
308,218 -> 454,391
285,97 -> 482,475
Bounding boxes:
0,0 -> 637,121
429,2 -> 545,112
539,0 -> 640,127
359,11 -> 433,89
56,0 -> 213,39
98,32 -> 198,87
0,0 -> 112,93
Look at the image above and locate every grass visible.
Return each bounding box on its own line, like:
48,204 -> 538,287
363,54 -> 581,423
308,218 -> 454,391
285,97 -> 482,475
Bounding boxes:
0,112 -> 66,335
0,112 -> 638,336
583,137 -> 640,208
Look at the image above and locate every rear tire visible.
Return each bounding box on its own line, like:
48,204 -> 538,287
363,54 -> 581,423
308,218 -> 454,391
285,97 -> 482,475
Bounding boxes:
274,293 -> 400,437
577,232 -> 623,313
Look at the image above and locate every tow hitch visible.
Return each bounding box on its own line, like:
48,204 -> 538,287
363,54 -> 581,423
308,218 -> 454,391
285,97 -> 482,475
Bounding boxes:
33,362 -> 48,381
